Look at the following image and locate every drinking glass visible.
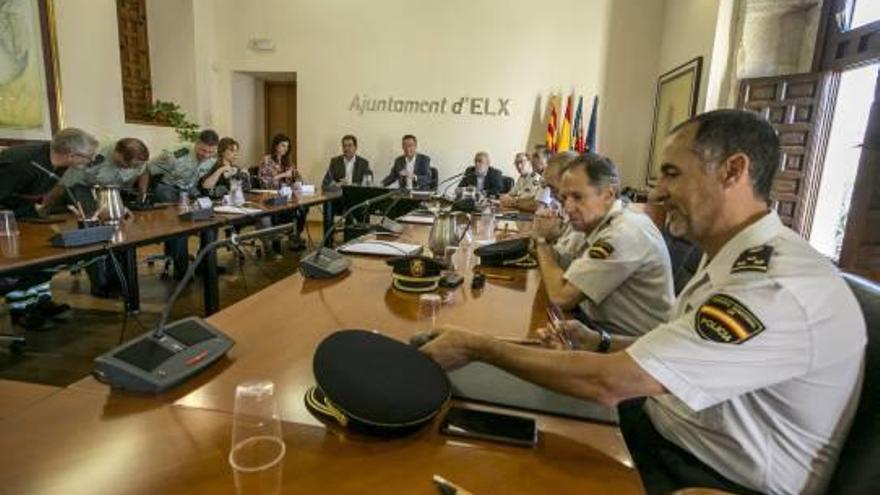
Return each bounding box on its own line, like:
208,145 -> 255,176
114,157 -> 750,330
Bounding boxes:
418,294 -> 442,331
0,210 -> 18,236
229,380 -> 286,495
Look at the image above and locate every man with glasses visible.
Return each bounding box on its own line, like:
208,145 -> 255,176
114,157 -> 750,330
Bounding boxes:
0,128 -> 99,331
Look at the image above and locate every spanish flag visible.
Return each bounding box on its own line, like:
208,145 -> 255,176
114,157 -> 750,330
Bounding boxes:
545,95 -> 558,152
556,95 -> 573,152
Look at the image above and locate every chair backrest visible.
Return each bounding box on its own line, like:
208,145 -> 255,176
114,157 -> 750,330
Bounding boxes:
827,273 -> 880,494
501,176 -> 514,194
661,230 -> 702,295
429,167 -> 439,190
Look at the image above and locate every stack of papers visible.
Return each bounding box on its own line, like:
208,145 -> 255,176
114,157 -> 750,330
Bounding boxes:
339,240 -> 423,256
214,205 -> 264,215
397,214 -> 435,225
495,220 -> 519,232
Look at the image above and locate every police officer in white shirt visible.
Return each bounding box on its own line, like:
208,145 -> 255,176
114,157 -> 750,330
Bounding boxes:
532,151 -> 587,269
419,109 -> 867,495
533,153 -> 674,336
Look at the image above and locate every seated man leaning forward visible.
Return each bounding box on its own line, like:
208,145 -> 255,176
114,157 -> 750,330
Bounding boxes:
534,152 -> 674,336
419,109 -> 867,495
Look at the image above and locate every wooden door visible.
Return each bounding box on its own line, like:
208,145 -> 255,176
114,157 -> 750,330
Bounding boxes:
737,73 -> 835,237
264,81 -> 298,165
838,67 -> 880,280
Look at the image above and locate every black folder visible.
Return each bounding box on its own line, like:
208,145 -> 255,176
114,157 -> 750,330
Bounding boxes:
448,362 -> 619,425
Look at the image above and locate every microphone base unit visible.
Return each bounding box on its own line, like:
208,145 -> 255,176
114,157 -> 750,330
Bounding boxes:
179,207 -> 214,221
263,197 -> 289,207
94,316 -> 235,393
300,247 -> 352,278
51,225 -> 115,248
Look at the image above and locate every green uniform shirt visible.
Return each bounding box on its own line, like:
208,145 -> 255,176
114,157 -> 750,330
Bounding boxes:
59,145 -> 146,188
147,147 -> 216,190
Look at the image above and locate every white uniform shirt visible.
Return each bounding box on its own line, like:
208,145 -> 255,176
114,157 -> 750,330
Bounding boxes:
563,199 -> 674,336
404,156 -> 415,190
343,156 -> 355,185
553,221 -> 587,269
627,210 -> 866,494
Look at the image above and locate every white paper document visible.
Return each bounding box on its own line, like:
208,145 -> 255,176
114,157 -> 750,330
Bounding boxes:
214,205 -> 264,215
338,240 -> 423,256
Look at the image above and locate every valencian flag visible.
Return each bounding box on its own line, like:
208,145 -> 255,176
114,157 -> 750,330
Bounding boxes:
573,95 -> 585,152
557,94 -> 573,152
586,95 -> 598,153
545,95 -> 559,152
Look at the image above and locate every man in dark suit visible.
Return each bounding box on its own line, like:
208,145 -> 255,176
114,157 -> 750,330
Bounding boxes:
381,134 -> 432,190
458,151 -> 504,197
322,135 -> 373,244
322,135 -> 372,189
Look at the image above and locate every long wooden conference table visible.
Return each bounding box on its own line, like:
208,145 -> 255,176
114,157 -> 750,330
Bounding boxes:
0,221 -> 644,494
0,191 -> 338,315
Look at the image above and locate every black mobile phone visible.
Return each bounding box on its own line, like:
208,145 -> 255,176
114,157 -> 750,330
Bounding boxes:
440,407 -> 538,447
439,272 -> 464,288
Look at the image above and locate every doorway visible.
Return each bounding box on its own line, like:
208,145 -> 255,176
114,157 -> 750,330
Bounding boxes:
264,81 -> 298,166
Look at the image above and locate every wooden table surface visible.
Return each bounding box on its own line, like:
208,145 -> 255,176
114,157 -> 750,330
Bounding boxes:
0,379 -> 61,419
0,191 -> 338,275
4,219 -> 643,494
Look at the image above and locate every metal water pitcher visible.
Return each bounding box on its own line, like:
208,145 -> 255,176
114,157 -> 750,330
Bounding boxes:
427,208 -> 471,257
94,185 -> 126,225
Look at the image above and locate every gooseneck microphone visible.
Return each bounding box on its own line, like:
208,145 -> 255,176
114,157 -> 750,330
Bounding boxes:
94,221 -> 297,393
300,188 -> 406,278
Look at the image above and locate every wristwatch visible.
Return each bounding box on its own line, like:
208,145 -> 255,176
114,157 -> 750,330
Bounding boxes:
595,329 -> 612,353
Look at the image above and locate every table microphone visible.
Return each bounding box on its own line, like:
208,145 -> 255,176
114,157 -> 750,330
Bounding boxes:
300,188 -> 406,278
93,221 -> 297,393
437,172 -> 466,198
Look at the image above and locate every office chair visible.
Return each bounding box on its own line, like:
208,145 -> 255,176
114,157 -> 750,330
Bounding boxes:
501,176 -> 514,194
826,273 -> 880,495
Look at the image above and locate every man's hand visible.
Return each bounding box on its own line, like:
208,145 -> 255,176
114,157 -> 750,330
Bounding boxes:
499,194 -> 515,208
537,319 -> 601,350
419,324 -> 486,371
399,169 -> 414,178
532,207 -> 562,240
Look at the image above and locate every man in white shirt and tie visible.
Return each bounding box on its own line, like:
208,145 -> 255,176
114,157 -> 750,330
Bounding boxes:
382,134 -> 433,190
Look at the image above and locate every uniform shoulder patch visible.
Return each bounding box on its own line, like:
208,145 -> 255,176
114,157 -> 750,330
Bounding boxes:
173,147 -> 190,158
588,239 -> 614,259
694,293 -> 765,344
731,245 -> 773,274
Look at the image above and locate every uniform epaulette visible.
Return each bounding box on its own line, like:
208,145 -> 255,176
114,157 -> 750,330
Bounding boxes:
173,147 -> 190,158
731,245 -> 773,274
588,239 -> 614,259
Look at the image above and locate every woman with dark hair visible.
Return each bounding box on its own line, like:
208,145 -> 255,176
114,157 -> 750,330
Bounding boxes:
259,134 -> 302,187
259,133 -> 308,249
200,137 -> 248,198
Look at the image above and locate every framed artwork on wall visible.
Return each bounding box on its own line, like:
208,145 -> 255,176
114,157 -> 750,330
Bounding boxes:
645,56 -> 702,185
0,0 -> 62,146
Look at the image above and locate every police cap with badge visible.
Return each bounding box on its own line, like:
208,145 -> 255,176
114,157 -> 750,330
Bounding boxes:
386,255 -> 447,292
474,237 -> 537,268
305,329 -> 450,435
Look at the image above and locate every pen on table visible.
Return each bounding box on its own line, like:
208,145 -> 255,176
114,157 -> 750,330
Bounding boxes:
433,475 -> 474,495
478,272 -> 513,281
496,336 -> 543,346
546,308 -> 574,349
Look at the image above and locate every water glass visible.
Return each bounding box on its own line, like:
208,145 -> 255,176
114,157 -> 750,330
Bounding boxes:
362,174 -> 374,187
418,294 -> 442,331
229,380 -> 286,495
0,210 -> 18,236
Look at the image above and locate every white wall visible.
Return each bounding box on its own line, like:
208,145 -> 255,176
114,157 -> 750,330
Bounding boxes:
52,0 -> 179,151
202,0 -> 613,184
598,0 -> 667,186
229,72 -> 265,167
656,0 -> 723,113
145,0 -> 198,118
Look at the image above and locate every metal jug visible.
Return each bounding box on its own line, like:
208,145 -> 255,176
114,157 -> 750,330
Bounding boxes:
94,185 -> 126,225
427,208 -> 471,257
